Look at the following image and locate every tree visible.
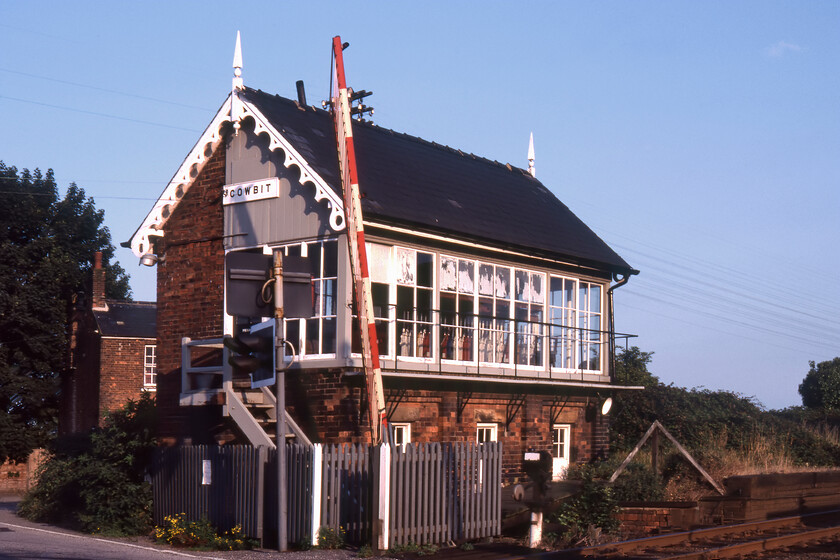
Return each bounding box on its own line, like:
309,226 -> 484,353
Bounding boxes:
0,162 -> 130,463
614,346 -> 658,388
18,393 -> 157,535
799,358 -> 840,411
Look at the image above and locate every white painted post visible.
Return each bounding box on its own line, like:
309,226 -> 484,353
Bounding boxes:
310,444 -> 323,547
529,511 -> 543,548
181,337 -> 191,393
378,443 -> 391,550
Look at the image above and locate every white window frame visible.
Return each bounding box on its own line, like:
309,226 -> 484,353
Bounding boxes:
439,255 -> 478,362
143,344 -> 157,390
281,240 -> 339,359
552,424 -> 571,460
549,275 -> 605,373
476,422 -> 498,443
392,422 -> 411,450
394,246 -> 435,362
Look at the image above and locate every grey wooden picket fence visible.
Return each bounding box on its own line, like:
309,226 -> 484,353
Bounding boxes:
151,441 -> 501,548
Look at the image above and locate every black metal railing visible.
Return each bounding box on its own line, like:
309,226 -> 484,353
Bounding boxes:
347,305 -> 635,379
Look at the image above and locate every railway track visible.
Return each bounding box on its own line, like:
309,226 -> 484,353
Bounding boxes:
563,509 -> 840,558
437,510 -> 840,560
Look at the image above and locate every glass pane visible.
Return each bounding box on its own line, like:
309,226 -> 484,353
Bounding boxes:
308,242 -> 322,275
323,240 -> 338,277
550,277 -> 564,307
322,318 -> 336,354
417,288 -> 432,323
440,256 -> 458,291
367,243 -> 391,283
531,273 -> 544,304
285,319 -> 300,355
417,252 -> 433,287
564,279 -> 575,308
396,285 -> 413,321
478,264 -> 494,295
515,270 -> 529,302
305,318 -> 320,355
590,285 -> 601,313
398,322 -> 413,357
458,259 -> 475,294
372,283 -> 390,318
323,279 -> 336,316
396,247 -> 416,285
496,267 -> 510,299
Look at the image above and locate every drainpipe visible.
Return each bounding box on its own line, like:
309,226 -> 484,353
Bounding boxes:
607,272 -> 632,383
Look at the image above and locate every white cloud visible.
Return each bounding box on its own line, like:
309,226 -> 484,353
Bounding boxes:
765,41 -> 805,58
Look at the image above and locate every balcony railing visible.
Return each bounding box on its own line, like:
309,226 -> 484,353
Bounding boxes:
340,306 -> 635,381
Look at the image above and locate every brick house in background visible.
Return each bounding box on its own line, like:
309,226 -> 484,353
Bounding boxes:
125,48 -> 638,483
59,252 -> 157,434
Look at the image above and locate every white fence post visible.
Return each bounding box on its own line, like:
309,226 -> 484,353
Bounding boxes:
378,443 -> 391,550
311,444 -> 323,546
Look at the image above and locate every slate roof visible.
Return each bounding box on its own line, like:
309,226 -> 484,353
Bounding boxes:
93,301 -> 157,339
243,88 -> 634,276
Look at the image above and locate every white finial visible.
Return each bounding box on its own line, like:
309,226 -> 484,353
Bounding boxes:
527,132 -> 536,177
232,30 -> 243,91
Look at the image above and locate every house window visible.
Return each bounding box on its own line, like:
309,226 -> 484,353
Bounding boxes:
552,424 -> 571,460
144,345 -> 157,389
549,277 -> 603,372
395,248 -> 434,358
392,422 -> 411,449
552,424 -> 572,480
476,423 -> 498,443
440,256 -> 476,361
283,240 -> 338,357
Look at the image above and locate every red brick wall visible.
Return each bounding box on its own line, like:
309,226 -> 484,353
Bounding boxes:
155,145 -> 226,444
0,449 -> 46,496
98,338 -> 154,421
286,371 -> 606,483
617,507 -> 673,538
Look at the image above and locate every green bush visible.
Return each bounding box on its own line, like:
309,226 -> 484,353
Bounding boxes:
18,393 -> 157,535
611,462 -> 665,503
552,466 -> 619,545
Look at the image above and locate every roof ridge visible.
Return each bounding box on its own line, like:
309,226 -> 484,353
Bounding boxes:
245,86 -> 534,177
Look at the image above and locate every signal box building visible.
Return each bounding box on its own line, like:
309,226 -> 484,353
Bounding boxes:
127,51 -> 637,482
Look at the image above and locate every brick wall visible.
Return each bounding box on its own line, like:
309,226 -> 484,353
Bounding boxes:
286,370 -> 605,483
156,145 -> 226,445
98,338 -> 154,420
617,506 -> 672,538
0,449 -> 46,496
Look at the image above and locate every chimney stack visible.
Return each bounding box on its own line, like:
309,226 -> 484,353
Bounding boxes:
92,251 -> 107,310
296,80 -> 307,106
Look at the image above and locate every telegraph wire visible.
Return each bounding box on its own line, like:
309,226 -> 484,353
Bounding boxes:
0,94 -> 202,133
0,67 -> 212,111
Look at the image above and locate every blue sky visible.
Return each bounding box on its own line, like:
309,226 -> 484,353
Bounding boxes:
2,1 -> 838,410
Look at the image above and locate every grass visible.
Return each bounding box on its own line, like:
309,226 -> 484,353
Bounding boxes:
609,423 -> 840,502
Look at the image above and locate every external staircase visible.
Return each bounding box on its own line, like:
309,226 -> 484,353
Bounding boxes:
179,337 -> 310,447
